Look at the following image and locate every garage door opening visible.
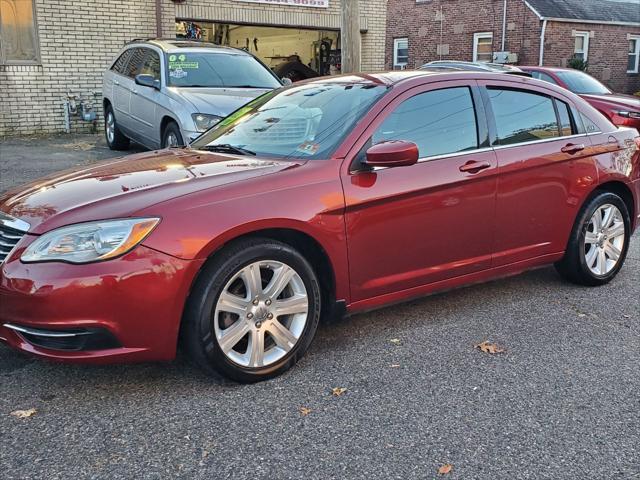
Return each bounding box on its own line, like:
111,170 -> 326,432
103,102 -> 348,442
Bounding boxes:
176,20 -> 341,81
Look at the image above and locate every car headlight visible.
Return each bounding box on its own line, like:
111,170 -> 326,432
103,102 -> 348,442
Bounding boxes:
614,110 -> 640,119
192,113 -> 222,132
21,218 -> 160,264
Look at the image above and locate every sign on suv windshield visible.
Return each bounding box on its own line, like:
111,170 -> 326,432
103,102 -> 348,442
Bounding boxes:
166,52 -> 282,89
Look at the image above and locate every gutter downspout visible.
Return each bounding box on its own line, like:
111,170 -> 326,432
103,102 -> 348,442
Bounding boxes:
155,0 -> 162,37
501,0 -> 507,51
538,18 -> 547,66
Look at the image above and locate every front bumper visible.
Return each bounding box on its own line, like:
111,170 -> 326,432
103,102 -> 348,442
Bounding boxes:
0,240 -> 204,364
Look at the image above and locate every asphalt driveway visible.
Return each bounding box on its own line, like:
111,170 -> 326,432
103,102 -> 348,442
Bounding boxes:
0,135 -> 638,479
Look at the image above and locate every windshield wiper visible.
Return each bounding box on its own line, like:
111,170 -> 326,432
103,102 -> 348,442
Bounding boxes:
202,144 -> 257,156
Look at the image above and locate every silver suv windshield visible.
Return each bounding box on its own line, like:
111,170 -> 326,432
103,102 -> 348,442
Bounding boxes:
191,80 -> 389,160
166,51 -> 281,88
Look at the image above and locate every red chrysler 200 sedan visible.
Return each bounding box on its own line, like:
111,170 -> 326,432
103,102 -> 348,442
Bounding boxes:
519,66 -> 640,132
1,71 -> 639,382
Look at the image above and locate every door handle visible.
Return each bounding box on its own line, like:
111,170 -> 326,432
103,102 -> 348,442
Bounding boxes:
459,160 -> 491,174
561,143 -> 585,154
132,89 -> 138,95
114,80 -> 120,86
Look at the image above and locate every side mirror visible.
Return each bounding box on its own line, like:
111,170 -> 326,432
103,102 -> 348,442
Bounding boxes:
281,77 -> 293,86
135,74 -> 160,90
364,140 -> 419,168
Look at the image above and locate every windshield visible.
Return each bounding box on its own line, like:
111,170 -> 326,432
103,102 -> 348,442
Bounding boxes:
166,52 -> 281,88
555,70 -> 611,95
191,80 -> 389,160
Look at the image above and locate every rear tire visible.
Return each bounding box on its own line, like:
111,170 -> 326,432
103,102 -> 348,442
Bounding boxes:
104,105 -> 130,151
555,191 -> 630,286
162,121 -> 184,148
182,238 -> 321,383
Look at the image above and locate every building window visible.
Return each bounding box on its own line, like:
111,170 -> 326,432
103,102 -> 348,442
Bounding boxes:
0,0 -> 39,64
628,36 -> 640,73
393,38 -> 409,69
573,31 -> 589,62
473,32 -> 493,63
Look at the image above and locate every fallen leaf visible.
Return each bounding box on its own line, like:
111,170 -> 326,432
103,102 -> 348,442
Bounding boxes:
438,464 -> 453,475
331,387 -> 347,397
474,341 -> 505,354
299,407 -> 312,416
390,338 -> 402,345
622,314 -> 631,319
10,408 -> 37,419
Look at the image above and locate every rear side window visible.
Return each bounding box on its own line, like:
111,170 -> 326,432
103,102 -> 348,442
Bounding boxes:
488,88 -> 559,145
111,50 -> 133,75
580,112 -> 600,133
532,71 -> 559,85
372,87 -> 479,158
556,100 -> 574,136
125,48 -> 147,78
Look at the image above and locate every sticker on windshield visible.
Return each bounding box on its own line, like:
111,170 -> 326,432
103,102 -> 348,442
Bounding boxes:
169,68 -> 188,79
296,141 -> 320,156
169,61 -> 199,69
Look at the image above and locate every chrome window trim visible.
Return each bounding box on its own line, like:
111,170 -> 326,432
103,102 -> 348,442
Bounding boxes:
368,146 -> 494,171
0,212 -> 30,233
491,132 -> 589,151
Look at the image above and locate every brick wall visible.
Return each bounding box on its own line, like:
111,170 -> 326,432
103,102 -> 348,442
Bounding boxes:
0,0 -> 386,137
386,0 -> 540,69
0,0 -> 160,137
385,0 -> 640,94
539,22 -> 640,94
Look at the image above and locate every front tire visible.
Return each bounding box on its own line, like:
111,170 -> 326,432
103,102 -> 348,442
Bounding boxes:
182,238 -> 321,383
162,121 -> 184,148
555,191 -> 630,286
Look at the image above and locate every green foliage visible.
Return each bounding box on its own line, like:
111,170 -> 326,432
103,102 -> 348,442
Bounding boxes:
567,57 -> 588,72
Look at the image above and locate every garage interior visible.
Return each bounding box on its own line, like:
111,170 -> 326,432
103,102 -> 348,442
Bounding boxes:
176,20 -> 341,81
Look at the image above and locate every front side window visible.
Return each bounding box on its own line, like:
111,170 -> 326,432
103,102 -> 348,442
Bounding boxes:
192,80 -> 388,160
140,50 -> 161,80
628,37 -> 640,73
573,32 -> 589,62
0,0 -> 39,64
166,52 -> 281,88
372,87 -> 479,158
393,38 -> 409,69
555,70 -> 610,95
488,88 -> 559,145
473,32 -> 493,62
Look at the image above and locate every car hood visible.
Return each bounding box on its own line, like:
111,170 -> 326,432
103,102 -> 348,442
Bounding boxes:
0,148 -> 302,234
171,87 -> 273,116
581,93 -> 640,110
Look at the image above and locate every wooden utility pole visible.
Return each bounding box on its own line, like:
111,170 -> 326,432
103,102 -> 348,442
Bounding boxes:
341,0 -> 361,73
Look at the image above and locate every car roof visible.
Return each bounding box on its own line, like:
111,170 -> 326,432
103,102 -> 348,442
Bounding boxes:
125,38 -> 248,55
519,66 -> 580,73
298,70 -> 540,88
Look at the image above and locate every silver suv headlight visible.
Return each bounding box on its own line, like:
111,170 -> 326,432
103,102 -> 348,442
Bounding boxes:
192,113 -> 222,132
21,218 -> 160,264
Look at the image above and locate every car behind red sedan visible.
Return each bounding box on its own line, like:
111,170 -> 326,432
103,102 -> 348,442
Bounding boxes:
520,66 -> 640,132
1,71 -> 639,382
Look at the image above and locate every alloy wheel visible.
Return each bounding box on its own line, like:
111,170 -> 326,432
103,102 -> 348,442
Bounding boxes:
213,260 -> 309,368
106,112 -> 115,144
583,203 -> 625,276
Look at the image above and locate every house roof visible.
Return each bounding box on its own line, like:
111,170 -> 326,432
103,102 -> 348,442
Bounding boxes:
525,0 -> 640,25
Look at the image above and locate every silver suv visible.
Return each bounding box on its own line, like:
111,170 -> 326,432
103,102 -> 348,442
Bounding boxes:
102,39 -> 283,150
